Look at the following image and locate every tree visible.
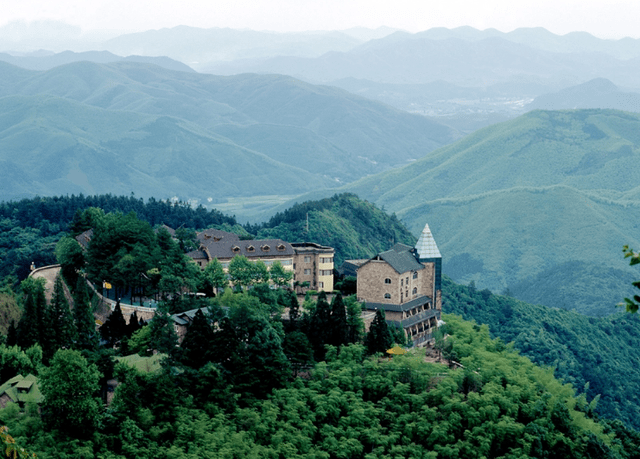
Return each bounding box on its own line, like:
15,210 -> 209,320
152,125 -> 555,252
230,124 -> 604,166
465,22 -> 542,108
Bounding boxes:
228,255 -> 254,290
201,258 -> 228,295
270,261 -> 293,288
328,293 -> 348,348
73,276 -> 99,351
147,304 -> 178,356
622,245 -> 640,313
16,278 -> 46,350
39,349 -> 101,438
307,292 -> 332,361
101,299 -> 127,347
181,309 -> 214,368
364,309 -> 393,355
55,236 -> 85,287
44,275 -> 77,359
345,295 -> 365,344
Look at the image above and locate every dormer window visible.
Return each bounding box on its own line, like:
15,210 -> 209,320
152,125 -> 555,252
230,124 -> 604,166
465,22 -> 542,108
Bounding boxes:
261,245 -> 270,252
232,246 -> 240,253
277,244 -> 286,251
246,245 -> 255,253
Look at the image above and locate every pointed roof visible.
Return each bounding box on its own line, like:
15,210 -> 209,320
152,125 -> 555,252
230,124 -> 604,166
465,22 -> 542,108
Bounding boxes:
415,223 -> 441,259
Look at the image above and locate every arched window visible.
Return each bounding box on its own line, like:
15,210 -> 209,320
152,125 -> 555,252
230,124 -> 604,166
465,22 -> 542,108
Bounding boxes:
413,287 -> 417,295
384,293 -> 391,299
413,272 -> 418,279
384,278 -> 391,284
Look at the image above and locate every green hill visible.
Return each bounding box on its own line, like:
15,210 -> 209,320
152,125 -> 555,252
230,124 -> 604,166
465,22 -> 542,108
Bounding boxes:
344,109 -> 640,315
253,193 -> 416,265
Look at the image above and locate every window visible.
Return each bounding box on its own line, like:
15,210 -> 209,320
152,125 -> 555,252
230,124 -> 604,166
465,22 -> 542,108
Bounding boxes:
304,256 -> 311,263
320,269 -> 332,276
413,287 -> 417,295
413,272 -> 418,279
246,245 -> 255,252
277,244 -> 286,251
319,281 -> 324,289
406,277 -> 409,284
401,279 -> 403,286
304,269 -> 311,275
281,260 -> 292,265
384,293 -> 391,299
320,257 -> 333,263
232,246 -> 240,253
384,278 -> 391,284
261,245 -> 270,252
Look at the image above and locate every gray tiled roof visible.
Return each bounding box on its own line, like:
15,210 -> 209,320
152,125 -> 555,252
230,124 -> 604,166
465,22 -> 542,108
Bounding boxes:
199,238 -> 294,260
376,244 -> 424,274
75,229 -> 93,249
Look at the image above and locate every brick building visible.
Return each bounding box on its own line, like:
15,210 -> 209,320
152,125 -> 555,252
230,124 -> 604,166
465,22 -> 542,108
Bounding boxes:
354,223 -> 442,347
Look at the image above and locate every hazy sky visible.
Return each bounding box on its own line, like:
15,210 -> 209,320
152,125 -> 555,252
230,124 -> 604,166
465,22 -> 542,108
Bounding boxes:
3,0 -> 640,39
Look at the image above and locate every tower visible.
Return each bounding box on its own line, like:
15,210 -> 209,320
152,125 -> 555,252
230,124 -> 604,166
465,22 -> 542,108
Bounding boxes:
414,223 -> 442,310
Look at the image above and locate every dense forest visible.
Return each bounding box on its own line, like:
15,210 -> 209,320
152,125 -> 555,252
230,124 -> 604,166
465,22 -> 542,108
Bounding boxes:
1,193 -> 640,458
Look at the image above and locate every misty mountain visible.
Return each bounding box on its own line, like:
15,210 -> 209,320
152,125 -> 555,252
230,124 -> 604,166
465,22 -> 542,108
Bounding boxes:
526,78 -> 640,112
341,109 -> 640,316
0,60 -> 458,202
99,26 -> 366,67
0,50 -> 194,72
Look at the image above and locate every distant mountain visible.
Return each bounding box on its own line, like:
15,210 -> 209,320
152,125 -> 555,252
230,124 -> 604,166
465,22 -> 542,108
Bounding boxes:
342,109 -> 640,315
415,26 -> 640,60
0,60 -> 458,203
527,78 -> 640,112
99,26 -> 365,68
200,35 -> 640,88
0,50 -> 194,72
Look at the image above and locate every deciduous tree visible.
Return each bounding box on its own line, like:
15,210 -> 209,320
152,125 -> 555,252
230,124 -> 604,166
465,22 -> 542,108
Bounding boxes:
39,349 -> 101,438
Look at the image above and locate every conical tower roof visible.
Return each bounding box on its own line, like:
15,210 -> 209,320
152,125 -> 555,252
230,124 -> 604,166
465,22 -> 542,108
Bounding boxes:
415,223 -> 441,259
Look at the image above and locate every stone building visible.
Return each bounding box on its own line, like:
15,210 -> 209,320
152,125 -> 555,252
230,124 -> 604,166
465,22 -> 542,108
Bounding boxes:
354,223 -> 442,347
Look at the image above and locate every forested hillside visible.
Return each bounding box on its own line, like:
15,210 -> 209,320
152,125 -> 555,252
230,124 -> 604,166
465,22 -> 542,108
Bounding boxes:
1,192 -> 640,457
252,193 -> 416,265
443,276 -> 640,430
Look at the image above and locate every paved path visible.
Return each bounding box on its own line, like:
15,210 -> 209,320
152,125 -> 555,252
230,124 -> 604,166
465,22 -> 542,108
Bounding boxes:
29,264 -> 61,303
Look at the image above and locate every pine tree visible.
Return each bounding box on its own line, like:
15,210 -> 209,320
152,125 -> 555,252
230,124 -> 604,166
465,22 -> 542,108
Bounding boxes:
17,292 -> 39,349
101,299 -> 127,347
127,310 -> 142,337
286,290 -> 300,332
73,276 -> 98,351
44,275 -> 77,360
6,320 -> 17,347
181,309 -> 214,368
328,293 -> 349,348
307,291 -> 332,361
365,309 -> 393,355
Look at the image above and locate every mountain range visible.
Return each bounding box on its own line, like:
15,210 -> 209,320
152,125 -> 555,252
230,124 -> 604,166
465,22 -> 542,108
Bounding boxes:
0,60 -> 458,202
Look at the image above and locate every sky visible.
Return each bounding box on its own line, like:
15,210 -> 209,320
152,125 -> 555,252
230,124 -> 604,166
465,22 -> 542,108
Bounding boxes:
2,0 -> 640,40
